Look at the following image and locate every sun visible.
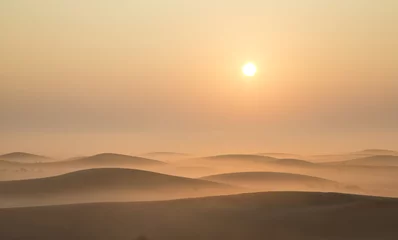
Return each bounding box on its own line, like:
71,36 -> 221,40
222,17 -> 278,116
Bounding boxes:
242,62 -> 257,77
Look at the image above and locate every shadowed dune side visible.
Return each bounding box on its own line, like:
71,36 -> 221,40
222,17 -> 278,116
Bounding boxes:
0,192 -> 397,240
0,168 -> 240,208
201,172 -> 359,193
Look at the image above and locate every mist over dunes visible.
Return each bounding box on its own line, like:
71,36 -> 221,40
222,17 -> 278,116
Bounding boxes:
140,152 -> 192,162
11,153 -> 165,169
325,155 -> 398,167
201,172 -> 355,193
182,154 -> 277,167
1,192 -> 397,240
0,168 -> 238,208
1,0 -> 397,238
0,149 -> 398,238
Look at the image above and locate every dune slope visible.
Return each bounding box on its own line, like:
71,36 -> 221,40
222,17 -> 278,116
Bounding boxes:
0,168 -> 238,207
201,171 -> 351,192
0,192 -> 397,240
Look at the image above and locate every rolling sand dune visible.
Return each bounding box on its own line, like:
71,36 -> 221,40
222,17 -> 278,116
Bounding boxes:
182,154 -> 277,167
201,171 -> 356,193
0,168 -> 239,208
0,192 -> 397,240
0,153 -> 168,181
308,149 -> 398,162
141,152 -> 192,162
267,158 -> 315,167
0,152 -> 53,163
258,152 -> 303,159
10,153 -> 165,170
58,153 -> 166,167
355,149 -> 398,156
325,155 -> 398,167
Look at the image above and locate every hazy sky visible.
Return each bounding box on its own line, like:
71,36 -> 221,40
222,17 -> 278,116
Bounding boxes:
1,0 -> 398,156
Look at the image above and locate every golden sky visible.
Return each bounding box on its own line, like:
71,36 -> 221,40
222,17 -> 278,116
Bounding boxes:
1,0 -> 398,156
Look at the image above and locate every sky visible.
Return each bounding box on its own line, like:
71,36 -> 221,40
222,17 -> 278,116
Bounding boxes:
1,0 -> 398,157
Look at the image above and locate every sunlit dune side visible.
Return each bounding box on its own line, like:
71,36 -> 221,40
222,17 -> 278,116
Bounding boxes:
323,155 -> 398,167
0,191 -> 397,240
200,171 -> 359,193
0,152 -> 53,163
0,168 -> 240,208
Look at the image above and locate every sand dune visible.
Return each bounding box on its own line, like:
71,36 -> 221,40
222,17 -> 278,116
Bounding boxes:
64,153 -> 166,167
268,158 -> 315,167
0,168 -> 238,208
15,153 -> 166,169
258,152 -> 303,159
355,149 -> 398,156
141,152 -> 192,162
183,154 -> 277,166
200,171 -> 355,193
0,191 -> 397,240
325,155 -> 398,167
0,153 -> 168,181
308,149 -> 398,162
0,152 -> 52,163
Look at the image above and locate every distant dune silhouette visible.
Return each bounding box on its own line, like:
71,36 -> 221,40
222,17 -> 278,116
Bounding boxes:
142,152 -> 191,158
355,149 -> 398,156
0,192 -> 397,240
258,152 -> 302,159
0,168 -> 238,207
184,154 -> 277,166
0,152 -> 52,163
23,153 -> 167,170
268,158 -> 315,167
141,152 -> 192,162
325,155 -> 398,167
68,153 -> 165,166
201,171 -> 352,192
309,149 -> 398,162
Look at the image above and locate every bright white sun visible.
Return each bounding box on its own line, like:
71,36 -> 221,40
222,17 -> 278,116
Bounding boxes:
242,62 -> 257,77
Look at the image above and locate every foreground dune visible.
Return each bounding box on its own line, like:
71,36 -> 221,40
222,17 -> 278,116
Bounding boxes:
0,192 -> 397,240
0,168 -> 238,208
